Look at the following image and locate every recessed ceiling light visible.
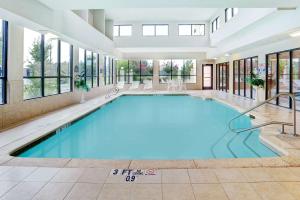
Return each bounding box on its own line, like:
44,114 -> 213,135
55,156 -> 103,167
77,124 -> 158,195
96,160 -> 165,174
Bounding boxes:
290,31 -> 300,37
213,57 -> 218,60
225,53 -> 230,57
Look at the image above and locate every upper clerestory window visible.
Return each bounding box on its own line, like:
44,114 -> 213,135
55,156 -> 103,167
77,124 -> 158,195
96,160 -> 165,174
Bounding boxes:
142,24 -> 169,36
178,24 -> 205,36
114,25 -> 132,37
225,8 -> 238,22
211,17 -> 220,33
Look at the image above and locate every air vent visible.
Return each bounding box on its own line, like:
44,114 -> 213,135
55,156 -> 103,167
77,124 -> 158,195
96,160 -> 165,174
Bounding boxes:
277,7 -> 297,11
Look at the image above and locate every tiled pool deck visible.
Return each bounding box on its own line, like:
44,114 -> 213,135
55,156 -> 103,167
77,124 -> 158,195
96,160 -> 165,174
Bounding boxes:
0,90 -> 300,199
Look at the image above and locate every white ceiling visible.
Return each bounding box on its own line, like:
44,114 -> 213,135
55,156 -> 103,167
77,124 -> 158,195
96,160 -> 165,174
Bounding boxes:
105,8 -> 218,21
38,0 -> 300,9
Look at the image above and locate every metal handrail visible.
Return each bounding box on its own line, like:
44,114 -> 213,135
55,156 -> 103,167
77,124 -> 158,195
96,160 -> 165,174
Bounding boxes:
228,92 -> 297,136
105,87 -> 119,99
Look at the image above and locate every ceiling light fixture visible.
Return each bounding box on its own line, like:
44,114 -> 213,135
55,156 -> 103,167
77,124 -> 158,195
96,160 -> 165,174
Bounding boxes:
290,31 -> 300,37
225,53 -> 230,57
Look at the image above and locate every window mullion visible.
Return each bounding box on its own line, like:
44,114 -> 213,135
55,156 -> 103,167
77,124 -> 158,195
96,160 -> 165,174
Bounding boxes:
2,21 -> 8,104
84,50 -> 87,84
57,40 -> 61,94
41,34 -> 45,97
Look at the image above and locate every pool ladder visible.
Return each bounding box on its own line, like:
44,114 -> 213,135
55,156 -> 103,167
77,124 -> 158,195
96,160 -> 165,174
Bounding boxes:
228,93 -> 298,136
105,86 -> 119,99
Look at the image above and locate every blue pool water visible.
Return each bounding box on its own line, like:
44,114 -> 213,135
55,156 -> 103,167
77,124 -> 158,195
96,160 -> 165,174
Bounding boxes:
18,95 -> 278,159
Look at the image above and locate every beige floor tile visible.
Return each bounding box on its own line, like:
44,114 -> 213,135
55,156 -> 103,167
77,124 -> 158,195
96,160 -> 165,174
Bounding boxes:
5,158 -> 70,167
163,184 -> 195,200
280,182 -> 300,199
0,166 -> 37,181
264,168 -> 299,181
222,183 -> 262,200
51,168 -> 84,183
65,183 -> 103,200
105,174 -> 129,184
0,166 -> 11,176
214,169 -> 246,183
24,167 -> 59,182
135,170 -> 162,184
288,167 -> 300,178
252,182 -> 296,200
131,184 -> 162,200
0,181 -> 18,197
239,168 -> 274,182
192,184 -> 228,200
78,168 -> 109,183
258,158 -> 289,167
188,169 -> 218,183
33,182 -> 74,200
130,160 -> 195,169
162,169 -> 190,183
66,159 -> 130,168
1,181 -> 46,200
97,184 -> 132,200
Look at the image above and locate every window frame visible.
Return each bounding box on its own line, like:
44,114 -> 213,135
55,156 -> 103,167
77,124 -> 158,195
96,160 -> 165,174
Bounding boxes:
233,56 -> 258,99
159,59 -> 197,83
178,24 -> 205,36
266,48 -> 300,110
23,29 -> 73,100
142,24 -> 169,36
211,17 -> 220,33
216,62 -> 229,92
116,59 -> 154,84
225,8 -> 238,23
104,56 -> 114,85
78,49 -> 100,88
113,25 -> 132,37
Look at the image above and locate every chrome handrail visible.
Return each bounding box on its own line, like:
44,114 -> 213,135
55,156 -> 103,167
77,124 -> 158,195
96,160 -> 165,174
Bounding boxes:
228,92 -> 297,136
105,86 -> 119,99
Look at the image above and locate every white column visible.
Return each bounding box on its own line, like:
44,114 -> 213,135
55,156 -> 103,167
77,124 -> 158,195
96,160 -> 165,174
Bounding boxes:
105,19 -> 114,40
92,9 -> 106,34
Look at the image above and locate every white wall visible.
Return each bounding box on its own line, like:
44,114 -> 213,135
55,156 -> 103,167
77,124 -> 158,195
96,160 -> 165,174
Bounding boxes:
209,8 -> 300,58
210,8 -> 275,45
0,0 -> 116,55
114,21 -> 210,48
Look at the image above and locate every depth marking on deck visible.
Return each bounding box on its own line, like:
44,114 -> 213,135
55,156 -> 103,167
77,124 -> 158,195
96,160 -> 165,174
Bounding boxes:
109,169 -> 157,182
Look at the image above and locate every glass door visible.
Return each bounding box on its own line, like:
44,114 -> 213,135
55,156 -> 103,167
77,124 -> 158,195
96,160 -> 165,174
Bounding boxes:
202,64 -> 213,89
292,49 -> 300,109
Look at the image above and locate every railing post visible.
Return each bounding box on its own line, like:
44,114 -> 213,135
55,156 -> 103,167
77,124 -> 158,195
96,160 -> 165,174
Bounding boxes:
292,93 -> 297,136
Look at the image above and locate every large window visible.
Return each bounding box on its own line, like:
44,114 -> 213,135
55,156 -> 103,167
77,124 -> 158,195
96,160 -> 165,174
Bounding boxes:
116,59 -> 153,84
44,33 -> 58,96
178,24 -> 205,36
266,49 -> 300,109
0,19 -> 8,104
104,56 -> 114,85
60,41 -> 72,93
113,25 -> 132,37
142,24 -> 169,36
225,8 -> 239,22
23,28 -> 42,99
159,59 -> 197,83
23,28 -> 73,100
211,17 -> 220,33
23,28 -> 72,99
216,62 -> 229,92
233,57 -> 258,99
78,48 -> 99,88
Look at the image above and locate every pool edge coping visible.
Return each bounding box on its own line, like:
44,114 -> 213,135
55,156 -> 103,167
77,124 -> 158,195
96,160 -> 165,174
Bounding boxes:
0,90 -> 299,169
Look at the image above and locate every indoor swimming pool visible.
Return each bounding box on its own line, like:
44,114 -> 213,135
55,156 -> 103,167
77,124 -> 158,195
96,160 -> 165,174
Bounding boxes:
16,95 -> 278,159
